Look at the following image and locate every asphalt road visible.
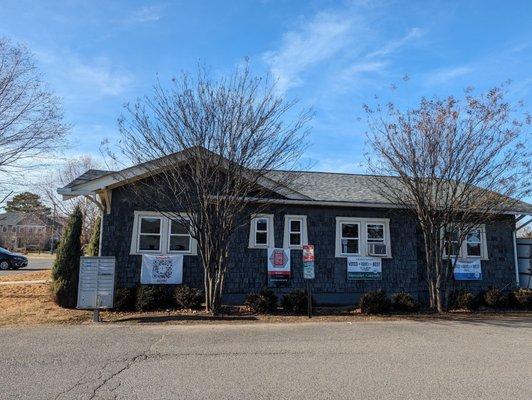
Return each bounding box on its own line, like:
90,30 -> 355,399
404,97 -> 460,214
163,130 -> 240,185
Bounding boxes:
0,255 -> 54,276
0,317 -> 530,400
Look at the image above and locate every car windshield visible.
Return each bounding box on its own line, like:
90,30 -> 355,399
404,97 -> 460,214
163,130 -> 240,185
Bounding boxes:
0,247 -> 14,255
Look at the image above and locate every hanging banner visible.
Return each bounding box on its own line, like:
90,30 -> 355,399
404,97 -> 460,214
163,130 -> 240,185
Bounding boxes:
347,256 -> 382,280
141,254 -> 183,284
302,245 -> 315,279
268,248 -> 290,285
454,259 -> 482,280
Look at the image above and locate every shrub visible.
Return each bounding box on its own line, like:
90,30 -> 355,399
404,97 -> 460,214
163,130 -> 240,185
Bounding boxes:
281,289 -> 311,314
51,206 -> 83,308
392,292 -> 419,312
449,290 -> 478,311
136,285 -> 173,311
359,290 -> 392,315
513,288 -> 532,310
114,287 -> 136,311
174,285 -> 203,309
86,216 -> 101,256
244,289 -> 278,313
484,287 -> 505,308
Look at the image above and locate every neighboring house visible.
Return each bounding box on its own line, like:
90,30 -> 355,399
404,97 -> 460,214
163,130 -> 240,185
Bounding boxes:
0,212 -> 62,251
58,150 -> 532,305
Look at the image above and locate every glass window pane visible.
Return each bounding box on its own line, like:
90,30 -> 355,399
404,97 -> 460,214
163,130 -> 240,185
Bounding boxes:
256,232 -> 267,245
140,217 -> 161,234
290,219 -> 301,232
256,219 -> 268,232
342,223 -> 358,238
367,224 -> 384,241
171,220 -> 188,235
139,234 -> 160,251
342,239 -> 358,254
467,230 -> 481,244
169,235 -> 190,251
467,243 -> 481,257
290,233 -> 301,246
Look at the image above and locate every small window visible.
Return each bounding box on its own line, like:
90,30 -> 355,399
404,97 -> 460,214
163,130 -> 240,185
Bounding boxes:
138,217 -> 162,251
283,215 -> 308,249
168,219 -> 191,252
443,228 -> 460,257
466,229 -> 482,257
249,214 -> 274,248
341,222 -> 359,255
367,223 -> 384,244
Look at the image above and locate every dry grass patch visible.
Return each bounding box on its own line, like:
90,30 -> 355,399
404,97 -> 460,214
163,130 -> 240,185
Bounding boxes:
0,274 -> 91,326
0,270 -> 51,283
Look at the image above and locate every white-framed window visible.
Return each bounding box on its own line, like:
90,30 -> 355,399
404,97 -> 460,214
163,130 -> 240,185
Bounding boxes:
442,225 -> 488,260
249,214 -> 274,248
283,215 -> 308,249
130,211 -> 197,255
168,218 -> 191,253
335,217 -> 391,258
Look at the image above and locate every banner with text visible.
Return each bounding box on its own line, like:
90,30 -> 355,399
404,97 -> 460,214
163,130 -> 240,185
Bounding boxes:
454,259 -> 482,280
347,256 -> 382,280
141,254 -> 184,284
268,248 -> 291,286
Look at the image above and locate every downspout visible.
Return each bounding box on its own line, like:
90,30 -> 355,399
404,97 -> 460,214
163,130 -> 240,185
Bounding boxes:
512,229 -> 519,286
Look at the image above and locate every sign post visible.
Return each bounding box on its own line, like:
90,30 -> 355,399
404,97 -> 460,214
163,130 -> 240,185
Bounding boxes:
303,245 -> 315,318
77,257 -> 116,322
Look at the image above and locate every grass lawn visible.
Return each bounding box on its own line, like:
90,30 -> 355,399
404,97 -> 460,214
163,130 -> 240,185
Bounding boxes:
1,270 -> 530,326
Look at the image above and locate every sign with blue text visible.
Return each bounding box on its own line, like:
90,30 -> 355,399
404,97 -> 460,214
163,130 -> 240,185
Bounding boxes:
347,256 -> 382,280
303,245 -> 315,279
454,259 -> 482,280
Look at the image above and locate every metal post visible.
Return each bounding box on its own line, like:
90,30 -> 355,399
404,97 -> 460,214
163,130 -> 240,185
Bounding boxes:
92,309 -> 100,323
307,280 -> 312,319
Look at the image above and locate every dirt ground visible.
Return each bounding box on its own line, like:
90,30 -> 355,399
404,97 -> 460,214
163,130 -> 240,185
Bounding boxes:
1,270 -> 530,327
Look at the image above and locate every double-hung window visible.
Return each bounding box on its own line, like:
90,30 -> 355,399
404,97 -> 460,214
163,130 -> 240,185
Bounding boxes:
442,225 -> 488,260
283,215 -> 308,249
335,217 -> 391,258
138,216 -> 162,252
249,214 -> 274,248
131,212 -> 197,255
442,227 -> 460,258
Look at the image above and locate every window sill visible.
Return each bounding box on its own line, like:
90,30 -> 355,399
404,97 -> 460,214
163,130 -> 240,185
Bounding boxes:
336,254 -> 392,259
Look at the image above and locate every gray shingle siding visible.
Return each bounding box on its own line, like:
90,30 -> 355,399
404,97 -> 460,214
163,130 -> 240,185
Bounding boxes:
100,185 -> 518,305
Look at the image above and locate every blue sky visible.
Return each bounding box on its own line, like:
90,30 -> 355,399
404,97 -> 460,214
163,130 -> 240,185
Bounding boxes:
1,0 -> 531,174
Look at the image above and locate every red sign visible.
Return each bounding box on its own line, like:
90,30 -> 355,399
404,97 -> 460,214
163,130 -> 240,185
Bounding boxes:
303,245 -> 314,262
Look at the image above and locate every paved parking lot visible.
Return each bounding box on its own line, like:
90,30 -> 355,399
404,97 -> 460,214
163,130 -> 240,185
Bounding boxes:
0,317 -> 530,399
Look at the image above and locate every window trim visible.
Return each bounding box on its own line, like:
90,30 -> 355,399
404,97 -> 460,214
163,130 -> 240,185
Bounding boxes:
283,215 -> 308,249
442,225 -> 488,260
335,217 -> 391,258
130,211 -> 197,255
248,214 -> 274,249
167,217 -> 192,254
137,215 -> 163,253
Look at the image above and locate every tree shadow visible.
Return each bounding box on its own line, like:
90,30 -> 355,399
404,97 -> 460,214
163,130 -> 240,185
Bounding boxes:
114,314 -> 259,324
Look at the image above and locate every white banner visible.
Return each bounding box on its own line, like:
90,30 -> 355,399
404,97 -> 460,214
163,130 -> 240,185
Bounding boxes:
347,256 -> 382,280
141,254 -> 183,284
454,259 -> 482,281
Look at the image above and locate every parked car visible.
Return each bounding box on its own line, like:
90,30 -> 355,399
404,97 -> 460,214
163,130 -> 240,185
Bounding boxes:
0,247 -> 28,270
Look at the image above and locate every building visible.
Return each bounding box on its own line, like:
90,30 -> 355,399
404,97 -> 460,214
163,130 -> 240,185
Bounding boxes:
58,150 -> 532,305
0,212 -> 62,251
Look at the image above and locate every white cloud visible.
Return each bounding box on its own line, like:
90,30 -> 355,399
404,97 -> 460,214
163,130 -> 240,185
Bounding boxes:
366,28 -> 423,59
263,11 -> 358,94
425,66 -> 473,85
125,4 -> 165,23
70,62 -> 132,96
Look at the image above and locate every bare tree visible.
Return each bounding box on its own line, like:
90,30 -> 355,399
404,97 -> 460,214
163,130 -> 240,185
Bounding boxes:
0,37 -> 68,199
365,85 -> 531,312
112,64 -> 310,313
38,155 -> 103,248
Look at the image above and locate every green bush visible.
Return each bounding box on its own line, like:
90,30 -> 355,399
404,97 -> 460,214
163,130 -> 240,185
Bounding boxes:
359,290 -> 392,315
281,289 -> 311,314
86,216 -> 101,256
135,285 -> 174,311
392,292 -> 419,312
174,285 -> 203,309
513,288 -> 532,310
51,206 -> 83,308
484,287 -> 505,308
114,287 -> 136,311
244,289 -> 278,313
449,290 -> 478,311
